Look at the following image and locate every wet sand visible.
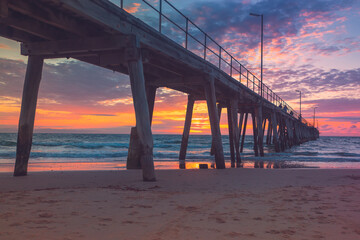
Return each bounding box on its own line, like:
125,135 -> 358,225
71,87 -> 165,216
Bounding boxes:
0,168 -> 360,240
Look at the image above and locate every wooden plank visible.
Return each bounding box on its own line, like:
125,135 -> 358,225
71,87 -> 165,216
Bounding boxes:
179,95 -> 195,169
21,35 -> 131,56
227,102 -> 235,167
204,77 -> 225,169
240,113 -> 248,153
14,55 -> 44,176
127,36 -> 155,181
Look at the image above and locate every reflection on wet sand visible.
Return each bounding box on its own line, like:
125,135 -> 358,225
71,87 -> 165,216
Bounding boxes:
0,160 -> 315,173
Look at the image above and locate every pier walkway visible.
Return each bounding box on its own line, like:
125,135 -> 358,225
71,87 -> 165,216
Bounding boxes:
0,0 -> 319,181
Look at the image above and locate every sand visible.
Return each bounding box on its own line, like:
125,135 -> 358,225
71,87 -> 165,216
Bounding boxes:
0,168 -> 360,240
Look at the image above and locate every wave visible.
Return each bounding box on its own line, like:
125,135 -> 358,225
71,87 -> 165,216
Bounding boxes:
0,140 -> 17,147
333,152 -> 360,157
31,141 -> 129,149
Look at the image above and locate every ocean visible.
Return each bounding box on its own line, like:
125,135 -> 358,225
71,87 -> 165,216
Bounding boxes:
0,133 -> 360,171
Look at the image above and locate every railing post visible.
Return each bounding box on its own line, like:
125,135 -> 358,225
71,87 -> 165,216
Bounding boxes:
230,57 -> 233,77
120,0 -> 123,8
239,65 -> 242,83
219,46 -> 221,69
185,18 -> 188,49
159,0 -> 162,33
246,71 -> 249,87
204,34 -> 207,60
253,75 -> 255,92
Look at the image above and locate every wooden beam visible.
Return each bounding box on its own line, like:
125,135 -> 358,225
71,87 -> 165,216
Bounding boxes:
21,35 -> 131,56
14,55 -> 44,176
251,111 -> 259,157
271,111 -> 280,152
0,0 -> 8,18
210,103 -> 222,156
0,24 -> 39,42
179,95 -> 195,168
231,99 -> 241,167
240,113 -> 248,153
205,77 -> 225,169
256,105 -> 264,157
227,102 -> 235,168
9,0 -> 94,36
1,11 -> 69,40
127,36 -> 155,181
127,85 -> 157,170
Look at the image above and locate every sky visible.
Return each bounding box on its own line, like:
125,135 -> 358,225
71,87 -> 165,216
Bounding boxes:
0,0 -> 359,136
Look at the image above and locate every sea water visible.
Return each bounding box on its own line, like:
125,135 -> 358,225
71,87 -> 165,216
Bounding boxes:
0,133 -> 359,170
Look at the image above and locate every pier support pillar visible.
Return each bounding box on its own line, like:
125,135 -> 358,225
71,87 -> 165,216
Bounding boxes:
211,103 -> 222,156
271,110 -> 280,152
127,85 -> 157,169
251,111 -> 259,156
204,77 -> 225,169
14,55 -> 44,176
256,105 -> 264,157
227,101 -> 235,167
231,100 -> 241,167
240,113 -> 248,153
127,37 -> 155,181
179,95 -> 195,169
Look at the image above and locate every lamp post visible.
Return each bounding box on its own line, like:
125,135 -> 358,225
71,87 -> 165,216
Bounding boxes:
295,90 -> 301,119
250,12 -> 263,98
313,107 -> 318,127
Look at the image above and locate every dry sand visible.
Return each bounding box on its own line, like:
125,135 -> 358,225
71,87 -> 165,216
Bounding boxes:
0,168 -> 360,240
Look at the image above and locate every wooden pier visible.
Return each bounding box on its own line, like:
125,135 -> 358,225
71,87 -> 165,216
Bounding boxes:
0,0 -> 319,181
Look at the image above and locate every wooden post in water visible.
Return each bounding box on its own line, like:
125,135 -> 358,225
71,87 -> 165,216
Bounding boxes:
14,56 -> 44,176
251,111 -> 259,156
211,103 -> 222,156
256,105 -> 264,157
230,99 -> 241,167
204,76 -> 225,169
227,101 -> 235,167
240,113 -> 248,153
179,95 -> 195,169
127,85 -> 157,169
127,36 -> 155,181
271,110 -> 280,152
238,112 -> 244,141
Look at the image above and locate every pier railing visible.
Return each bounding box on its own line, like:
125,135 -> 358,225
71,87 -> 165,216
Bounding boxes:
118,0 -> 312,127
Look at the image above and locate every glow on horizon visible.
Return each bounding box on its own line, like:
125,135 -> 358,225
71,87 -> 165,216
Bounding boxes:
0,0 -> 359,136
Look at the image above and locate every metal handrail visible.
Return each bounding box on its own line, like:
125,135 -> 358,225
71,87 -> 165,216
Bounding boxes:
119,0 -> 313,127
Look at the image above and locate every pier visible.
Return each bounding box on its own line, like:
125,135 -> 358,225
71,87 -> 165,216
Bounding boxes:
0,0 -> 319,181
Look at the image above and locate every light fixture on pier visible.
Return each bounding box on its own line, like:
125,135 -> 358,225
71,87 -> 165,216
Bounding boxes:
250,12 -> 264,98
295,90 -> 301,119
313,106 -> 318,127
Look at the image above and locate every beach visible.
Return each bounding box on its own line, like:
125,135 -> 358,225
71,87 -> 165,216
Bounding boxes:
0,168 -> 360,240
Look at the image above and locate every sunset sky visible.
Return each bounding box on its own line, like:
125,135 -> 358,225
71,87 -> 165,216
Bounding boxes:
0,0 -> 359,136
